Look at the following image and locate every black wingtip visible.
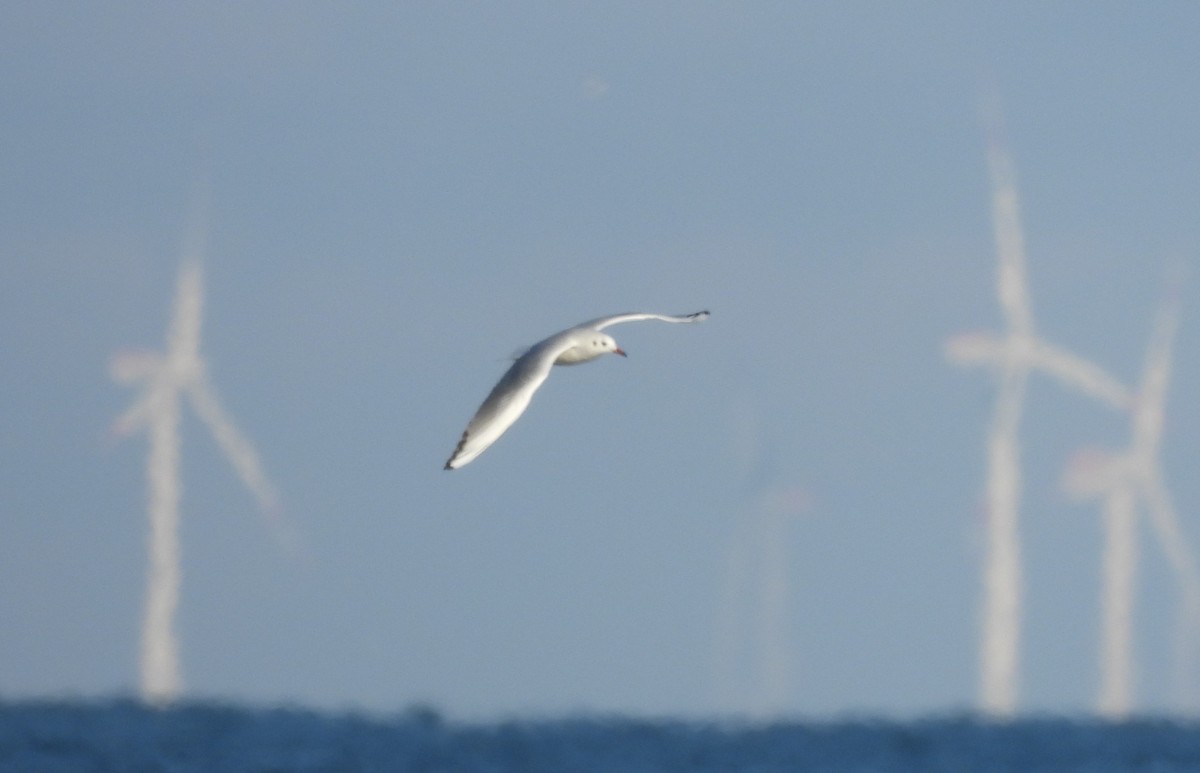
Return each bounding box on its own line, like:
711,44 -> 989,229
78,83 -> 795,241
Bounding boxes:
444,430 -> 469,470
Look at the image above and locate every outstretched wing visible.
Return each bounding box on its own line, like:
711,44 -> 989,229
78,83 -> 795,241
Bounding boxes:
445,310 -> 709,469
581,310 -> 710,331
444,345 -> 560,470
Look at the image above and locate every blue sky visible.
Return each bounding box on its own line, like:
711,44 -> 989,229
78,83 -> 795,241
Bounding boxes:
3,3 -> 1200,718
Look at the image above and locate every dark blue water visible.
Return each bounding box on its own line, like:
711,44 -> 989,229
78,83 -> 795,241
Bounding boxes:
4,700 -> 1200,772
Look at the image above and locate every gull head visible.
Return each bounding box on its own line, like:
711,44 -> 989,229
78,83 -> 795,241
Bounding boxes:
556,332 -> 626,365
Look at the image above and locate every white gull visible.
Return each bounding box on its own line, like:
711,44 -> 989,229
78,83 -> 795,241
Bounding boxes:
445,310 -> 709,469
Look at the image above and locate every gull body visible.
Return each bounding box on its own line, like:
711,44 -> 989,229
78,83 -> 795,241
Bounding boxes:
445,310 -> 709,469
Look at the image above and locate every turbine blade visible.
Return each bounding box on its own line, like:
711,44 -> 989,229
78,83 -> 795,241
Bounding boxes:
983,111 -> 1035,338
167,261 -> 205,370
1133,294 -> 1179,455
187,378 -> 279,515
1030,340 -> 1131,410
944,331 -> 1008,366
112,390 -> 159,437
167,163 -> 211,370
945,332 -> 1131,410
1142,473 -> 1200,600
110,350 -> 164,385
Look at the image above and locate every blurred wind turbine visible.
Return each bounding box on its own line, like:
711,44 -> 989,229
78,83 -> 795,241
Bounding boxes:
1062,448 -> 1138,717
1061,288 -> 1200,717
945,111 -> 1132,717
111,205 -> 281,705
713,402 -> 809,717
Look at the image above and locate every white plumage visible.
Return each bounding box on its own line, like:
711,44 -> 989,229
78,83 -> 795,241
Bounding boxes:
444,311 -> 709,470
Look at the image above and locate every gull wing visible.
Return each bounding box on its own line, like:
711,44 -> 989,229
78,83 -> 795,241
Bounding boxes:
444,344 -> 561,470
580,310 -> 709,331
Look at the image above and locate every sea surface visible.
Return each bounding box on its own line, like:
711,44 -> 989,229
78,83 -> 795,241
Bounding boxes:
4,699 -> 1200,772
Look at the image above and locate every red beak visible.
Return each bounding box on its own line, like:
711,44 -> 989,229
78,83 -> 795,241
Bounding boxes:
613,347 -> 627,357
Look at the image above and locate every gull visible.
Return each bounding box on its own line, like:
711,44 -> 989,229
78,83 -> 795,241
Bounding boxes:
445,310 -> 709,469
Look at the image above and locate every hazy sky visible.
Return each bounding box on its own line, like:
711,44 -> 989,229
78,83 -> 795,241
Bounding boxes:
4,3 -> 1200,719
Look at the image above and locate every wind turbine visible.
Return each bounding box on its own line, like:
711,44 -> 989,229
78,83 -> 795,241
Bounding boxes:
1060,289 -> 1200,717
111,241 -> 280,705
712,402 -> 809,717
945,117 -> 1132,717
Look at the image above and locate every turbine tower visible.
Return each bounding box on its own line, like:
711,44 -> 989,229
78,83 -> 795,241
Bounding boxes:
1061,289 -> 1200,717
713,402 -> 808,717
112,236 -> 279,705
945,117 -> 1131,716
